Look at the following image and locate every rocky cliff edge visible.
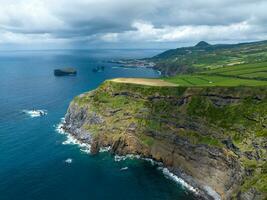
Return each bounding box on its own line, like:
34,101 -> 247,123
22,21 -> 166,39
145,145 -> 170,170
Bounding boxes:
63,79 -> 267,200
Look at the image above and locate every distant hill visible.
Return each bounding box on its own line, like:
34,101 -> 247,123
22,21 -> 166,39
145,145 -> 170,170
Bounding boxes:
152,40 -> 267,76
195,41 -> 210,47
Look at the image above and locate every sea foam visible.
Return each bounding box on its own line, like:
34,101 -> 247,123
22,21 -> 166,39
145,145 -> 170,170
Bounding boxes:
55,118 -> 91,154
55,119 -> 199,196
160,167 -> 199,194
22,109 -> 47,118
120,167 -> 128,171
99,146 -> 111,153
65,158 -> 73,164
114,154 -> 198,195
114,154 -> 141,162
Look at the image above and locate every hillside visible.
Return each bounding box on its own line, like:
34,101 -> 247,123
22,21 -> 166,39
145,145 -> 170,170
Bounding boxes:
63,80 -> 267,200
164,62 -> 267,86
62,40 -> 267,200
152,40 -> 267,76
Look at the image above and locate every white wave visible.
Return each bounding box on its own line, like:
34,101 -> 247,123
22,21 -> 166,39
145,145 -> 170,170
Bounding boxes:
55,118 -> 66,134
80,148 -> 91,154
161,167 -> 199,194
22,109 -> 47,118
142,158 -> 162,166
55,119 -> 199,196
114,154 -> 141,162
120,167 -> 128,171
65,158 -> 72,164
203,186 -> 221,200
114,154 -> 160,166
55,118 -> 91,154
113,153 -> 198,195
99,146 -> 111,153
62,132 -> 91,153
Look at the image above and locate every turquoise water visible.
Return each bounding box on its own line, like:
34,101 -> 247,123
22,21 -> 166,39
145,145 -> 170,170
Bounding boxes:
0,50 -> 197,200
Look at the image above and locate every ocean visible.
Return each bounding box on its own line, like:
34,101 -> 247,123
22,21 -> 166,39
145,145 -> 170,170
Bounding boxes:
0,49 -> 197,200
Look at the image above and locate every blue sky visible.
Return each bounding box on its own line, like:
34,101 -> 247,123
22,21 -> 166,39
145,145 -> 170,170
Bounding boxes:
0,0 -> 267,50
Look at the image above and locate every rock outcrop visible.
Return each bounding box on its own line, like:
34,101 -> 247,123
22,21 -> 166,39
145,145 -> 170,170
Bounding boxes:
54,68 -> 77,76
63,80 -> 267,200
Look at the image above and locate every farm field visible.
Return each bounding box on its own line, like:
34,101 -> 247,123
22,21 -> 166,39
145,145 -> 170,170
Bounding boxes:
153,40 -> 267,76
164,62 -> 267,86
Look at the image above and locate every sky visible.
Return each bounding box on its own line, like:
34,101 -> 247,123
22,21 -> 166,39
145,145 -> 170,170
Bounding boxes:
0,0 -> 267,50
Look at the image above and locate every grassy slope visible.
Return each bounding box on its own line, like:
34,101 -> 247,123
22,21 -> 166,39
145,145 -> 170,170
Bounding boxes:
164,62 -> 267,86
152,40 -> 267,75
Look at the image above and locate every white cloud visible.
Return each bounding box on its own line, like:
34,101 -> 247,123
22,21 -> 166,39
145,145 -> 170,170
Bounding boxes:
0,0 -> 266,49
0,0 -> 65,32
101,20 -> 258,44
101,33 -> 119,42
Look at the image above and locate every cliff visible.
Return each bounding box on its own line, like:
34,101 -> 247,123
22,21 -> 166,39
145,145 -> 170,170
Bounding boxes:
63,79 -> 267,200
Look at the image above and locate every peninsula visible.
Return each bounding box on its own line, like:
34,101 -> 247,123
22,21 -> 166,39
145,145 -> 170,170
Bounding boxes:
62,40 -> 267,200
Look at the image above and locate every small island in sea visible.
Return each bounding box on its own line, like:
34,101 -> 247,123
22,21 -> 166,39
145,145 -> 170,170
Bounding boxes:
54,68 -> 77,76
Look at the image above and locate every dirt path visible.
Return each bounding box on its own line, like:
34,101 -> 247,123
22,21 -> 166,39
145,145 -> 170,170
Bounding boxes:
111,78 -> 177,86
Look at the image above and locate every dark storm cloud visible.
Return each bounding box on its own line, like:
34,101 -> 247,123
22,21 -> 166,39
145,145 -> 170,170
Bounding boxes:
0,0 -> 266,49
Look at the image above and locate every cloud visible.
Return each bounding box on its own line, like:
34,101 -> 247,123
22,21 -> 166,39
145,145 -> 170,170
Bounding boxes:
0,0 -> 266,49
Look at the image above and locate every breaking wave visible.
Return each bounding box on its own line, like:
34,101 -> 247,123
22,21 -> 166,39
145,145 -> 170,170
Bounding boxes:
114,154 -> 198,195
55,118 -> 91,154
55,119 -> 199,196
22,109 -> 47,118
160,167 -> 199,194
120,167 -> 128,171
99,146 -> 111,153
65,158 -> 73,164
114,154 -> 141,162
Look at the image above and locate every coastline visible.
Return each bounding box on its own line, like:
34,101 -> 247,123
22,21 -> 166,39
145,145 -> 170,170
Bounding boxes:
59,79 -> 267,200
56,119 -> 216,200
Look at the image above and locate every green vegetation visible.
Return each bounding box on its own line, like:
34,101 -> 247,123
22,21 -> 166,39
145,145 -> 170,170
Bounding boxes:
178,129 -> 223,147
73,40 -> 267,197
152,40 -> 267,76
164,62 -> 267,86
139,134 -> 155,147
186,92 -> 267,196
240,160 -> 267,194
72,79 -> 267,198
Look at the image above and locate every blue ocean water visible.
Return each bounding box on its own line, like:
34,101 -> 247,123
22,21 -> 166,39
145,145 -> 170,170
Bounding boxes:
0,49 -> 197,200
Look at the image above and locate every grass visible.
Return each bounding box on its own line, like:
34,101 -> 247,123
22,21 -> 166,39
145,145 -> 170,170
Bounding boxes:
72,75 -> 267,196
153,40 -> 267,76
164,62 -> 267,86
139,134 -> 155,146
178,129 -> 223,147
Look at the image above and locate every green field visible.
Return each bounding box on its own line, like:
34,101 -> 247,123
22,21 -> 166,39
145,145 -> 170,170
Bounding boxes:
164,62 -> 267,86
153,40 -> 267,76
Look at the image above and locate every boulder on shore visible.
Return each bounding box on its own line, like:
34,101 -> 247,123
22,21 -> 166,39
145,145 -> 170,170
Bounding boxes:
54,68 -> 77,76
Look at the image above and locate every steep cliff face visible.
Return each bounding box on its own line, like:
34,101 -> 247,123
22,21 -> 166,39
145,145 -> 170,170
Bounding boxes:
63,80 -> 267,200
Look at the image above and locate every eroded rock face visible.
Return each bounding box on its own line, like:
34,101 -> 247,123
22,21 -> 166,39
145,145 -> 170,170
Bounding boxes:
63,81 -> 267,200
